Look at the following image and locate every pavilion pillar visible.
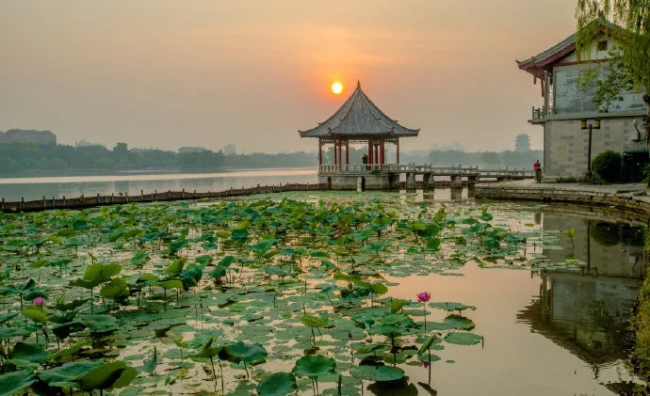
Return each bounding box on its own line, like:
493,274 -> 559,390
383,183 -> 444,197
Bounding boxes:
318,139 -> 323,168
380,139 -> 385,168
334,142 -> 338,166
396,138 -> 400,164
345,141 -> 349,171
338,140 -> 342,172
374,144 -> 379,168
368,141 -> 373,168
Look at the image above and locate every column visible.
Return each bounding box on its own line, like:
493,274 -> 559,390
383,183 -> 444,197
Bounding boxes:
374,144 -> 379,168
380,139 -> 385,167
368,141 -> 373,168
338,140 -> 342,172
318,139 -> 323,167
334,142 -> 338,166
396,138 -> 400,164
345,140 -> 349,171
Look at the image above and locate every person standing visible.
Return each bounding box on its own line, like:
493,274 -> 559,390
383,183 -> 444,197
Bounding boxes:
533,159 -> 542,183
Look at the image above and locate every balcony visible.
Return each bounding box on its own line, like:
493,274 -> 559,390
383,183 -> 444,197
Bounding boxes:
530,106 -> 554,124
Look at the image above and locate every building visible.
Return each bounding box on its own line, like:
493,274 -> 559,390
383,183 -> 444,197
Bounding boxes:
178,146 -> 207,154
517,20 -> 647,179
0,129 -> 56,145
223,144 -> 236,155
75,140 -> 105,148
299,81 -> 419,170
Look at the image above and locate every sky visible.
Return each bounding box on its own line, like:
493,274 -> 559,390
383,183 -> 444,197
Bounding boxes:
0,1 -> 578,154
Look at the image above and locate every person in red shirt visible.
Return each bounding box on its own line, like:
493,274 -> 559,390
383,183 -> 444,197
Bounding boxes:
533,160 -> 542,183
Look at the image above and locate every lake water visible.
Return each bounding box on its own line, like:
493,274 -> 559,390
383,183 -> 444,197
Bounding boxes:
0,168 -> 319,201
0,182 -> 645,394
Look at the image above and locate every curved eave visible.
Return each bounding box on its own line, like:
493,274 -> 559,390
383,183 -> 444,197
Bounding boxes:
299,129 -> 419,139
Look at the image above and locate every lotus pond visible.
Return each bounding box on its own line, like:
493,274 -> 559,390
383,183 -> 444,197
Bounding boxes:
0,191 -> 645,395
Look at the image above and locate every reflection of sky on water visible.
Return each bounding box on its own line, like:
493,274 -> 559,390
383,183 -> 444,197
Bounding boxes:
0,168 -> 318,200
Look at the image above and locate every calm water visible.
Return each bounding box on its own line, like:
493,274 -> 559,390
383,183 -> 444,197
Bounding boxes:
379,200 -> 645,395
0,168 -> 319,201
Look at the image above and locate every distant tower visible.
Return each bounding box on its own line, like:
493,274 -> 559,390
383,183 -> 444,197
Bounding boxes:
514,134 -> 531,152
223,144 -> 237,155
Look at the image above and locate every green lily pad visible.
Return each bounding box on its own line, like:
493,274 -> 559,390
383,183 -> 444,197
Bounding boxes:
292,355 -> 337,380
256,372 -> 297,396
444,332 -> 483,345
350,365 -> 405,382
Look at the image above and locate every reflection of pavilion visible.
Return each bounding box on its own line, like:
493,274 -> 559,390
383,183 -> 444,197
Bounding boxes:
518,211 -> 645,367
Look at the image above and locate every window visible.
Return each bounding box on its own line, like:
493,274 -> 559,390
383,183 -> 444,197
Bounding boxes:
597,40 -> 608,51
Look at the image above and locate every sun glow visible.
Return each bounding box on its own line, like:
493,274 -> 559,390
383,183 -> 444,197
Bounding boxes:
331,81 -> 344,95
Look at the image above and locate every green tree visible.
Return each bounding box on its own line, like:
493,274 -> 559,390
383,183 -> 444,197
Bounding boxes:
592,150 -> 622,183
576,1 -> 650,143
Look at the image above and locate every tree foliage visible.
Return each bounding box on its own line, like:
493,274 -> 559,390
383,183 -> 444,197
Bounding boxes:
592,150 -> 623,183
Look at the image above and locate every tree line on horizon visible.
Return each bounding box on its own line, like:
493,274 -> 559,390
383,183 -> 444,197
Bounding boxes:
0,142 -> 542,174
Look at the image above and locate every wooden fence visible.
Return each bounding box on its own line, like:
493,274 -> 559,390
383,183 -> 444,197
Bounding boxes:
0,183 -> 328,213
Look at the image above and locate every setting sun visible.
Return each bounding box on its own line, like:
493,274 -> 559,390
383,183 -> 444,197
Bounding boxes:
331,81 -> 344,95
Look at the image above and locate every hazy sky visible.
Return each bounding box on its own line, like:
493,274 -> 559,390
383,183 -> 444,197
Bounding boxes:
0,1 -> 577,153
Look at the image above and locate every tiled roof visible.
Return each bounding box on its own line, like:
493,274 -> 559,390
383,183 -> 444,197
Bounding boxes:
299,82 -> 419,139
516,18 -> 619,76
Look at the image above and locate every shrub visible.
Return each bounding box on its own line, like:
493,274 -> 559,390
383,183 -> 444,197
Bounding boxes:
592,150 -> 622,183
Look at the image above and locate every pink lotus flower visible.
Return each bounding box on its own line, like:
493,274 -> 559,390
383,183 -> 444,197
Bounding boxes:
417,292 -> 431,303
333,234 -> 340,239
33,297 -> 45,307
421,360 -> 430,369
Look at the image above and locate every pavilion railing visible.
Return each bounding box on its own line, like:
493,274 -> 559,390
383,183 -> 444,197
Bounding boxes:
319,164 -> 534,177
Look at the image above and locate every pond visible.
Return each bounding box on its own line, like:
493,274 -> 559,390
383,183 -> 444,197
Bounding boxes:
0,191 -> 645,396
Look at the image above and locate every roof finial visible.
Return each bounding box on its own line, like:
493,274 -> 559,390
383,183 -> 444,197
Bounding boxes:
357,80 -> 361,89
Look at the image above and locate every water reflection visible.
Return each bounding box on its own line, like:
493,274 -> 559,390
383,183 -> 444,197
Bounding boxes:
518,208 -> 645,373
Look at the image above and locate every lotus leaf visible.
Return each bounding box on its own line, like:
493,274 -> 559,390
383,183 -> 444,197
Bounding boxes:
77,361 -> 137,391
82,315 -> 120,334
38,360 -> 102,387
256,372 -> 297,396
298,315 -> 328,328
12,342 -> 48,363
23,307 -> 47,323
350,365 -> 405,382
0,370 -> 36,396
220,341 -> 268,364
444,332 -> 483,345
292,355 -> 337,380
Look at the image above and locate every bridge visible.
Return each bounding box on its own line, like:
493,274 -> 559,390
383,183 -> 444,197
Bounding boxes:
319,164 -> 534,189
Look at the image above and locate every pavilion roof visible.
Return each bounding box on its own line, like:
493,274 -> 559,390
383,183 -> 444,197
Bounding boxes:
516,18 -> 619,78
299,82 -> 420,139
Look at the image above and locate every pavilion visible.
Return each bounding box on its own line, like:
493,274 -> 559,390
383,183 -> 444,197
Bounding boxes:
299,81 -> 419,172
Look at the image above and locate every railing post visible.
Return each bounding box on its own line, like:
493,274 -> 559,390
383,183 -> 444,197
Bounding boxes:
42,196 -> 46,209
194,190 -> 197,199
62,196 -> 66,207
125,192 -> 128,203
52,197 -> 55,209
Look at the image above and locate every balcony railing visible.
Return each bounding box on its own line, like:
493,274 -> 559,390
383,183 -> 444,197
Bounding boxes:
531,106 -> 555,121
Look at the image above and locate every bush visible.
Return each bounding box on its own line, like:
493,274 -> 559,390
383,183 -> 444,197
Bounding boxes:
592,150 -> 622,183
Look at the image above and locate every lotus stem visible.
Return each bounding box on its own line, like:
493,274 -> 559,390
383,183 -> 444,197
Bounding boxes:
219,359 -> 224,395
423,301 -> 427,331
209,357 -> 217,392
243,361 -> 250,379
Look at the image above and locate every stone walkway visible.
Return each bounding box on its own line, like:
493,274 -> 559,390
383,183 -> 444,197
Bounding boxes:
475,179 -> 650,216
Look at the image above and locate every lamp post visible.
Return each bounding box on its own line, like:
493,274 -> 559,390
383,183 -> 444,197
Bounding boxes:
580,119 -> 601,178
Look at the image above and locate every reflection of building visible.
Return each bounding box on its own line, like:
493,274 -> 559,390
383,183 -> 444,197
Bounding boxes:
518,210 -> 644,366
0,129 -> 56,145
543,213 -> 645,278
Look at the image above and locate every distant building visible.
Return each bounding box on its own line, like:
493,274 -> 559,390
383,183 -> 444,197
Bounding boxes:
223,144 -> 236,155
75,140 -> 106,148
514,134 -> 531,153
0,129 -> 56,145
517,19 -> 646,179
178,146 -> 207,154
